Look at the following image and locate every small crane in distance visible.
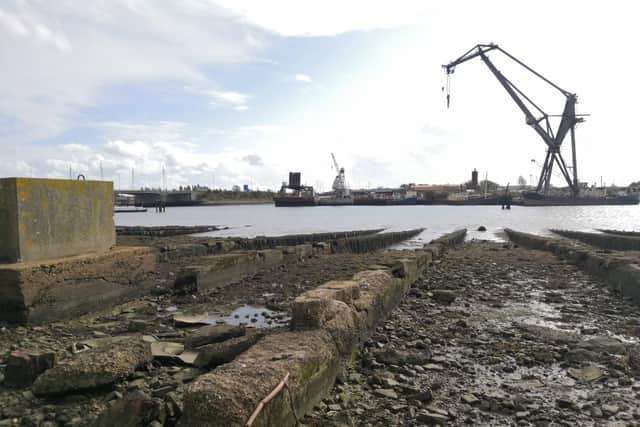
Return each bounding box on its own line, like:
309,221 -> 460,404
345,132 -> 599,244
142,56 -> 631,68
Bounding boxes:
443,43 -> 588,196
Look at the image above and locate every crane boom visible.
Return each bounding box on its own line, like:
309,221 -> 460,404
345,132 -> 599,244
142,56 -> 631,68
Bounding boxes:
331,153 -> 339,172
443,43 -> 584,195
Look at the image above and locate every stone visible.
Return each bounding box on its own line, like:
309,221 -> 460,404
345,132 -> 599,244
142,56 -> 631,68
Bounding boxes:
184,324 -> 246,349
567,366 -> 604,382
461,393 -> 480,405
628,345 -> 640,370
556,397 -> 574,409
151,341 -> 185,363
3,351 -> 55,387
417,411 -> 449,425
94,391 -> 165,427
193,332 -> 263,368
602,404 -> 619,416
375,389 -> 398,399
579,337 -> 627,354
430,290 -> 456,305
375,348 -> 431,366
173,313 -> 210,327
32,337 -> 152,395
407,389 -> 433,402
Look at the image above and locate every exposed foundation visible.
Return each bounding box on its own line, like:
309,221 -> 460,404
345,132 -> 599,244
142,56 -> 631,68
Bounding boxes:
0,247 -> 156,324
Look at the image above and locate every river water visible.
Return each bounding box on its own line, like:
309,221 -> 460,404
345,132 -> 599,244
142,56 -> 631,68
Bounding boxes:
115,204 -> 640,247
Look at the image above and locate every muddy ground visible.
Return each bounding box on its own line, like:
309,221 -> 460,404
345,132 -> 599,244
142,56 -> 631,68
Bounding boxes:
2,237 -> 640,426
0,239 -> 393,427
305,241 -> 640,426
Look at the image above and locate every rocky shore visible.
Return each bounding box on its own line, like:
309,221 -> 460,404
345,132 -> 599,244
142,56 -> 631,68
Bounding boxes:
2,229 -> 640,426
304,241 -> 640,426
0,240 -> 409,426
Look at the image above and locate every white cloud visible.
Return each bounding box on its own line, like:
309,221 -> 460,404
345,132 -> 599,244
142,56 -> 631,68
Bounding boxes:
207,90 -> 250,106
211,0 -> 434,36
294,73 -> 312,83
0,1 -> 268,146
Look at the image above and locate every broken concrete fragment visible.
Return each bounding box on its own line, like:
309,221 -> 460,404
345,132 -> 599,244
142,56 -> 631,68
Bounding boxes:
95,391 -> 165,427
3,351 -> 55,387
173,313 -> 210,327
151,342 -> 184,362
193,332 -> 263,369
179,330 -> 339,427
185,324 -> 245,349
32,336 -> 152,395
567,365 -> 605,382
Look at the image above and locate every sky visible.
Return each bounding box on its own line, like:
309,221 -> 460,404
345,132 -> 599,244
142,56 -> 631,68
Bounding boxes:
1,1 -> 639,190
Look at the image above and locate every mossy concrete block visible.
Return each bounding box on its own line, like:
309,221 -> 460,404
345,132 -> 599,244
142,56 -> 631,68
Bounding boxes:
0,178 -> 115,263
33,336 -> 152,395
0,246 -> 156,324
179,330 -> 339,427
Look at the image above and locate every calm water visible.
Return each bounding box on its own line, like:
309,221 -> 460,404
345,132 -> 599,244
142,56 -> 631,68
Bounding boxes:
115,204 -> 640,247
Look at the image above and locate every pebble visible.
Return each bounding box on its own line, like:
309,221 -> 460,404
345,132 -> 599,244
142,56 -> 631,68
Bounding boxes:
374,389 -> 398,399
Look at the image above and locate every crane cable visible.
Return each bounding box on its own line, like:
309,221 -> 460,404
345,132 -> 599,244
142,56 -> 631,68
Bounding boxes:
446,72 -> 451,108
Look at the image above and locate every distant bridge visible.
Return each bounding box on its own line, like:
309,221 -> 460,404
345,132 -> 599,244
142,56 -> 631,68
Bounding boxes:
114,190 -> 200,207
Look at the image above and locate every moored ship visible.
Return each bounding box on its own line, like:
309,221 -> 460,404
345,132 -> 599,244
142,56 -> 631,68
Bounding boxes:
518,191 -> 640,206
317,154 -> 354,206
273,172 -> 317,207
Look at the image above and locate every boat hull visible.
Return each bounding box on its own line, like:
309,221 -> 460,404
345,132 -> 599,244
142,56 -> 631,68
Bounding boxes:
317,197 -> 354,206
273,196 -> 316,207
519,194 -> 640,206
354,197 -> 416,206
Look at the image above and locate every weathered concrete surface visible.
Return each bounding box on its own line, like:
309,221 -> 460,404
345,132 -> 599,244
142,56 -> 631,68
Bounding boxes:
185,324 -> 246,349
552,228 -> 640,251
0,178 -> 115,263
332,228 -> 425,253
179,330 -> 339,427
234,229 -> 384,250
506,228 -> 640,304
3,351 -> 55,387
178,230 -> 465,426
32,336 -> 152,396
193,331 -> 264,368
116,225 -> 219,237
174,251 -> 283,293
0,246 -> 156,323
95,391 -> 166,427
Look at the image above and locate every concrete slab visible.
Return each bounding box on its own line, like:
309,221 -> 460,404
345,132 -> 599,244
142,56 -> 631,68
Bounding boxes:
0,246 -> 156,323
0,178 -> 115,263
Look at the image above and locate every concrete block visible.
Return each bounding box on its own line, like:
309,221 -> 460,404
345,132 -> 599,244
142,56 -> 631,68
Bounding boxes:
0,178 -> 115,263
294,244 -> 313,260
0,247 -> 156,324
257,249 -> 284,267
175,253 -> 260,293
179,330 -> 339,427
4,351 -> 55,387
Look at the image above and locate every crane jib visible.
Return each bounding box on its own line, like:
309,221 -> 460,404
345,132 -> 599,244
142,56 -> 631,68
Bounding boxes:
442,43 -> 584,196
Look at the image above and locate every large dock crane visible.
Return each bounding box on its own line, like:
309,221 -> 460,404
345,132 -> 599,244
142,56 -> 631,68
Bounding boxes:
331,153 -> 349,195
443,44 -> 586,195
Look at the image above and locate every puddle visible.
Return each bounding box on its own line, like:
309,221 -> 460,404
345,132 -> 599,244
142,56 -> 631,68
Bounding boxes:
216,305 -> 290,329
